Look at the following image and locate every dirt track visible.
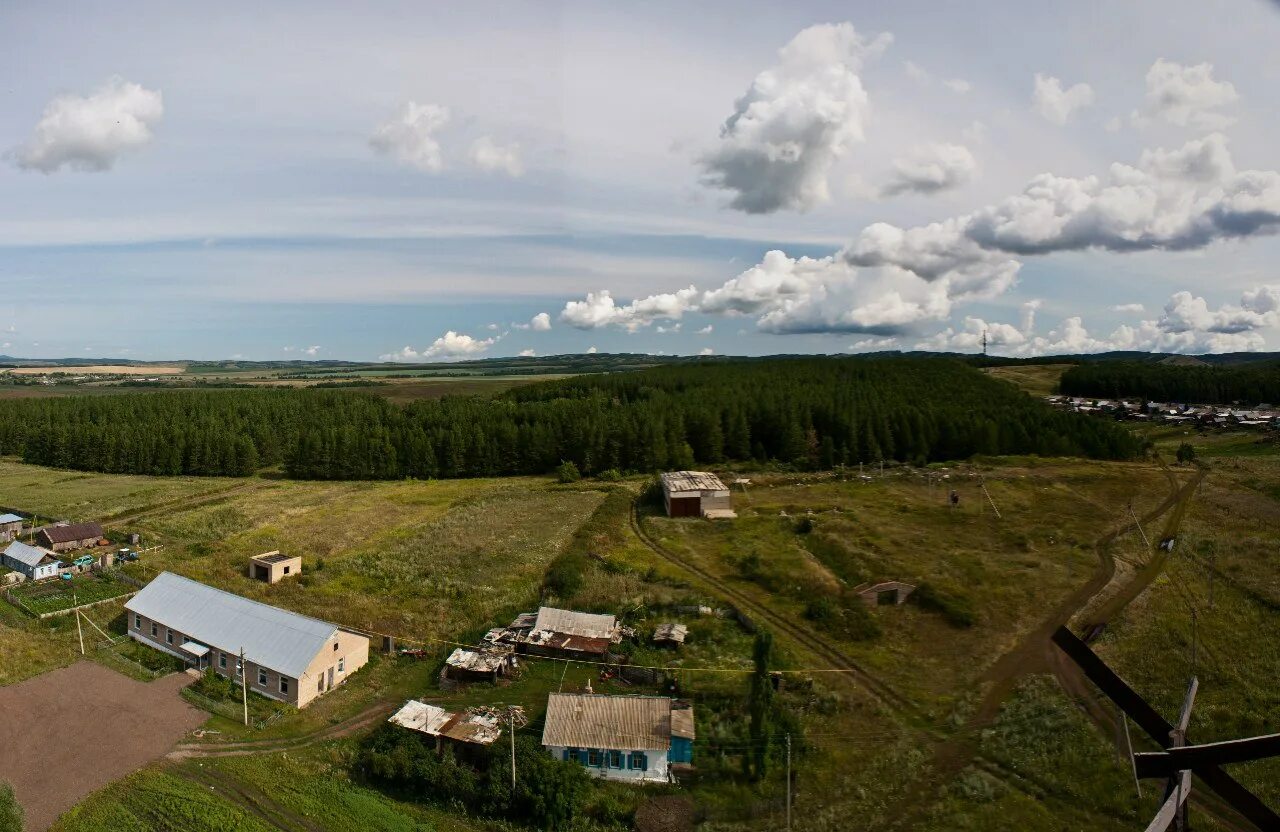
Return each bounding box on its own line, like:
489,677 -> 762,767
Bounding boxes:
0,662 -> 206,831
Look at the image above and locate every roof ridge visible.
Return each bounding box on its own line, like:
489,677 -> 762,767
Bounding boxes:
153,571 -> 339,633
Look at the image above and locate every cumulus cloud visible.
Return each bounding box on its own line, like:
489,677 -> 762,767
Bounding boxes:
697,325 -> 714,335
698,22 -> 891,214
586,346 -> 598,354
881,143 -> 977,197
380,330 -> 498,361
1142,59 -> 1238,129
468,136 -> 523,176
13,77 -> 163,173
1111,303 -> 1146,313
1032,74 -> 1094,125
529,312 -> 551,331
301,345 -> 321,357
560,287 -> 699,331
370,102 -> 451,172
698,347 -> 715,356
517,348 -> 536,357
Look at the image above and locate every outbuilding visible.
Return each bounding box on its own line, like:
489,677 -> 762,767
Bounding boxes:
1,540 -> 61,581
124,571 -> 369,708
443,647 -> 515,683
389,700 -> 503,762
0,513 -> 24,543
542,694 -> 695,783
36,522 -> 105,553
521,606 -> 622,660
853,580 -> 916,607
660,472 -> 734,519
249,551 -> 302,584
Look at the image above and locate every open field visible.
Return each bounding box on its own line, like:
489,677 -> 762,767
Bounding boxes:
5,365 -> 185,376
983,362 -> 1072,396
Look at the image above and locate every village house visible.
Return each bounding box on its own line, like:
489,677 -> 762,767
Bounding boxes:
124,571 -> 369,708
248,551 -> 302,584
519,606 -> 622,660
388,700 -> 503,762
660,471 -> 735,519
0,513 -> 24,543
541,694 -> 695,783
1,540 -> 61,581
36,521 -> 105,553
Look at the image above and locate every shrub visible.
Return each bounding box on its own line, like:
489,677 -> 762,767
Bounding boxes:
596,468 -> 623,482
555,460 -> 582,483
544,551 -> 588,600
0,781 -> 21,832
912,582 -> 976,628
1176,442 -> 1197,464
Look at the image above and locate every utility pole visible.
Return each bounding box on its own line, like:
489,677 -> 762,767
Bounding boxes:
74,594 -> 84,656
240,647 -> 249,726
981,328 -> 988,357
785,733 -> 792,831
509,708 -> 517,795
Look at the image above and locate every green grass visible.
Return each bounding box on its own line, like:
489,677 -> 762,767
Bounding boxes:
6,572 -> 136,616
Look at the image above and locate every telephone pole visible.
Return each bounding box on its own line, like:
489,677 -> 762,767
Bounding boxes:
785,733 -> 792,831
509,708 -> 517,794
74,594 -> 84,655
240,647 -> 249,726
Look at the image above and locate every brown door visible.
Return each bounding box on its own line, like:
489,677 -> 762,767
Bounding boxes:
327,667 -> 335,689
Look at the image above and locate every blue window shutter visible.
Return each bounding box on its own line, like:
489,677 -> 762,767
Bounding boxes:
562,749 -> 570,762
637,752 -> 648,771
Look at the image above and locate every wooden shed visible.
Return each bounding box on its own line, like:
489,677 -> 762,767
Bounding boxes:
249,551 -> 302,584
853,581 -> 916,607
660,472 -> 734,519
0,513 -> 24,543
36,522 -> 104,553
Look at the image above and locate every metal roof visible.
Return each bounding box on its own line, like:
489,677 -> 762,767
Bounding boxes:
541,694 -> 675,751
3,541 -> 54,568
125,571 -> 343,678
660,471 -> 728,494
532,606 -> 618,640
670,705 -> 695,740
38,522 -> 104,544
0,513 -> 23,525
389,700 -> 502,746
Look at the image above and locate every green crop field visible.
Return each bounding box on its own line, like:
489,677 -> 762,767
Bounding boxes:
5,573 -> 136,617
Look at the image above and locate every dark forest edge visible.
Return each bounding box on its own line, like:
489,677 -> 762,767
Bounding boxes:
1060,361 -> 1280,405
0,358 -> 1147,479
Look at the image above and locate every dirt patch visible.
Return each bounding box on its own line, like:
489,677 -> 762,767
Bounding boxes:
0,661 -> 206,831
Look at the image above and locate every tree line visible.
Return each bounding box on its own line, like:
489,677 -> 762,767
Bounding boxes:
0,358 -> 1145,479
1059,361 -> 1280,405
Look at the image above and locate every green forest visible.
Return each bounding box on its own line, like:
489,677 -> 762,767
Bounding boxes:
1059,361 -> 1280,404
0,358 -> 1145,479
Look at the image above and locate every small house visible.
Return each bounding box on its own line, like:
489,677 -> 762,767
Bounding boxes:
36,522 -> 105,553
0,513 -> 23,543
249,551 -> 302,584
389,700 -> 503,761
652,622 -> 688,648
854,580 -> 916,607
1,541 -> 61,581
521,606 -> 622,660
125,571 -> 369,708
542,694 -> 695,783
660,471 -> 734,519
443,647 -> 515,683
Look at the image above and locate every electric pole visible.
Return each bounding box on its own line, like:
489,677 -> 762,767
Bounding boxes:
240,647 -> 249,726
509,708 -> 517,795
785,733 -> 792,831
74,594 -> 84,655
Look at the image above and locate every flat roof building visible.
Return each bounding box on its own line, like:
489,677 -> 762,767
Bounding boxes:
249,551 -> 302,584
124,571 -> 368,708
660,471 -> 734,519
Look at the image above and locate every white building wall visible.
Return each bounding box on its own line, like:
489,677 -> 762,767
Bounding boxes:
544,745 -> 670,783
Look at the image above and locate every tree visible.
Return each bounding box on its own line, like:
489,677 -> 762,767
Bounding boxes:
748,630 -> 774,780
555,460 -> 581,483
0,781 -> 21,832
1176,442 -> 1197,464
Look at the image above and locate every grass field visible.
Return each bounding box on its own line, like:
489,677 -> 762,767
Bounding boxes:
982,363 -> 1072,396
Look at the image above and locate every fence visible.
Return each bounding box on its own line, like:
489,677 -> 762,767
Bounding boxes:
182,686 -> 292,730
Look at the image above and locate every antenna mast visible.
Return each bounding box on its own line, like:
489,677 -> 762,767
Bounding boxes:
981,328 -> 988,356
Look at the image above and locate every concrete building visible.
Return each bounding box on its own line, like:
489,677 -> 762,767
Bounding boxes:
35,522 -> 105,553
660,471 -> 734,519
542,694 -> 695,783
249,551 -> 302,584
0,513 -> 24,543
1,540 -> 61,581
125,571 -> 369,708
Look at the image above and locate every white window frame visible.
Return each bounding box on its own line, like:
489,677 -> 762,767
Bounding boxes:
165,628 -> 173,645
219,653 -> 227,670
279,677 -> 290,695
134,614 -> 141,630
337,657 -> 345,673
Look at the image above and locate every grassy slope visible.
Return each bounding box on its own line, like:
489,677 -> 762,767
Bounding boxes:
982,363 -> 1072,397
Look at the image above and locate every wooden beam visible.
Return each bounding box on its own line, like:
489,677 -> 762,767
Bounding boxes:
1135,734 -> 1280,779
1144,772 -> 1193,832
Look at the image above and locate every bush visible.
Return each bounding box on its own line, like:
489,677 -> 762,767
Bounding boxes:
0,781 -> 21,832
544,551 -> 588,600
596,468 -> 623,482
1176,442 -> 1197,464
803,593 -> 880,641
555,460 -> 582,483
912,582 -> 976,628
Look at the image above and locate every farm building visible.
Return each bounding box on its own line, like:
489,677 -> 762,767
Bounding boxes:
0,513 -> 23,542
444,647 -> 516,683
248,551 -> 302,584
124,571 -> 369,708
36,522 -> 105,553
660,471 -> 734,519
854,581 -> 916,607
652,622 -> 688,648
521,606 -> 622,660
1,541 -> 61,581
542,694 -> 695,783
389,700 -> 503,761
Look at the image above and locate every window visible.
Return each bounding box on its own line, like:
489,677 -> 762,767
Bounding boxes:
338,657 -> 345,673
563,747 -> 578,762
258,668 -> 268,687
150,622 -> 157,638
629,752 -> 647,771
333,642 -> 339,651
133,614 -> 141,630
587,749 -> 601,767
280,677 -> 290,695
608,750 -> 622,769
283,565 -> 290,575
317,676 -> 323,693
165,629 -> 174,645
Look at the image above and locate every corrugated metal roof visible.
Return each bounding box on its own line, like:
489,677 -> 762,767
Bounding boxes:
660,471 -> 728,494
670,705 -> 695,740
125,572 -> 342,678
389,700 -> 502,745
0,513 -> 23,525
541,694 -> 673,751
38,522 -> 104,544
3,540 -> 54,568
533,606 -> 618,640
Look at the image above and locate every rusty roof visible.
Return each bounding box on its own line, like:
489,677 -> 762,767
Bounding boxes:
660,471 -> 728,494
389,700 -> 502,746
541,694 -> 677,751
653,623 -> 688,643
670,704 -> 695,740
532,606 -> 618,640
38,522 -> 104,544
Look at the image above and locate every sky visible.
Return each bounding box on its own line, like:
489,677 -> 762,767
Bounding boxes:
2,1 -> 1280,361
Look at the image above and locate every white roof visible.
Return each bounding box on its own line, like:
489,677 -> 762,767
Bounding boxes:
533,606 -> 618,640
661,471 -> 728,494
0,513 -> 23,524
3,540 -> 54,568
125,571 -> 346,678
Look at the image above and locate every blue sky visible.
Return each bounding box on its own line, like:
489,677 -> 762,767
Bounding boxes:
2,0 -> 1279,360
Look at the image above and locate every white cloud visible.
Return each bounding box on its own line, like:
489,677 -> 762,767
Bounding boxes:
698,347 -> 715,356
13,77 -> 163,173
943,78 -> 972,94
468,136 -> 523,177
698,22 -> 891,214
1142,59 -> 1238,129
370,102 -> 451,172
1032,73 -> 1094,125
380,330 -> 498,362
656,323 -> 682,334
1111,303 -> 1145,313
529,311 -> 551,331
302,345 -> 321,356
586,346 -> 598,354
560,287 -> 699,331
518,348 -> 536,357
881,143 -> 977,197
697,325 -> 714,335
847,336 -> 896,351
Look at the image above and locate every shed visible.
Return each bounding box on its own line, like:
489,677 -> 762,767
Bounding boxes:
0,513 -> 23,543
853,581 -> 916,607
660,472 -> 734,519
1,540 -> 61,581
36,522 -> 105,553
444,647 -> 515,683
652,623 -> 688,648
521,606 -> 622,659
389,700 -> 503,759
249,551 -> 302,584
